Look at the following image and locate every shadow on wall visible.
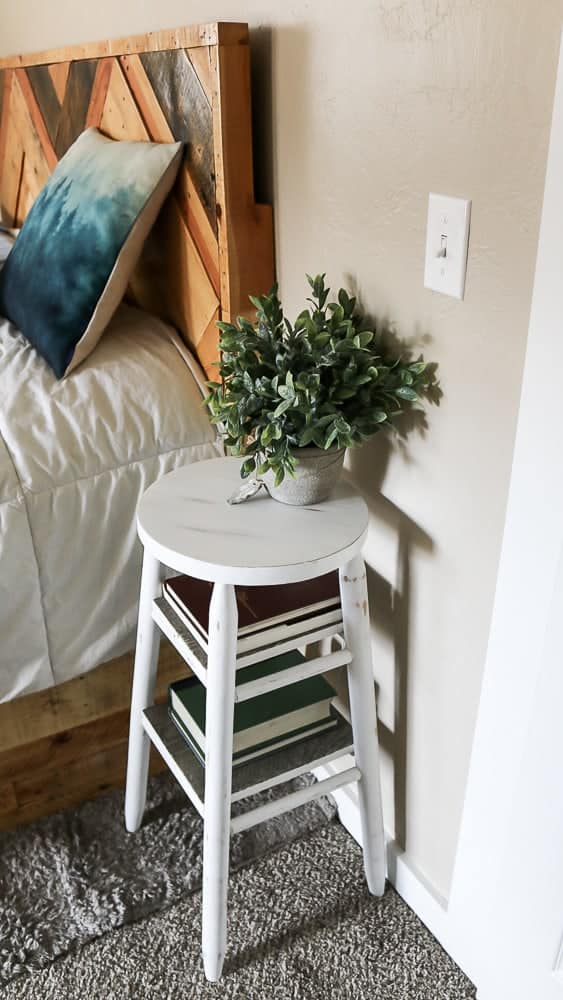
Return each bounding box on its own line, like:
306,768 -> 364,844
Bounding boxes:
249,25 -> 314,263
249,26 -> 275,207
347,430 -> 434,852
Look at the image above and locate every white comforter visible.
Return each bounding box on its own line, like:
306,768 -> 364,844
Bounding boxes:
0,304 -> 221,702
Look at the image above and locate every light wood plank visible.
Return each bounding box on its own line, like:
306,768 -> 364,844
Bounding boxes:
0,119 -> 24,225
14,67 -> 57,170
85,57 -> 113,128
176,165 -> 220,295
9,70 -> 52,203
211,41 -> 274,330
0,746 -> 166,831
163,196 -> 220,350
48,61 -> 69,103
99,58 -> 149,141
0,641 -> 185,754
118,53 -> 175,141
0,24 -> 249,70
190,307 -> 220,382
188,45 -> 214,107
15,171 -> 39,219
0,68 -> 14,196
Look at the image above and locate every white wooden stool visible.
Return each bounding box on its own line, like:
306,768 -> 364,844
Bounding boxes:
124,456 -> 385,982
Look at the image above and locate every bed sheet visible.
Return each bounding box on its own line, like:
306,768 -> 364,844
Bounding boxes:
0,303 -> 222,702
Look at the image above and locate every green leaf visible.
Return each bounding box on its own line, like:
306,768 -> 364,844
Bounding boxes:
298,426 -> 316,447
409,361 -> 427,375
334,386 -> 357,400
325,425 -> 339,449
395,386 -> 419,401
277,384 -> 292,399
273,398 -> 294,418
261,423 -> 275,446
313,333 -> 331,349
241,457 -> 256,478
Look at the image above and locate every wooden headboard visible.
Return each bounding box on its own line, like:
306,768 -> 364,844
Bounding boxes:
0,22 -> 274,376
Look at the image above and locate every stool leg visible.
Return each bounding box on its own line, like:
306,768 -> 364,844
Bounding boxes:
125,551 -> 162,833
202,582 -> 238,982
340,555 -> 386,896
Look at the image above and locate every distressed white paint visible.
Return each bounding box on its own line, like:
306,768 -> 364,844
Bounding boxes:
339,556 -> 386,896
234,648 -> 352,702
126,459 -> 385,981
124,552 -> 162,833
230,766 -> 361,835
137,457 -> 368,585
201,582 -> 238,983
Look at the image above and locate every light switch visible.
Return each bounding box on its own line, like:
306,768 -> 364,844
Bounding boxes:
424,193 -> 471,300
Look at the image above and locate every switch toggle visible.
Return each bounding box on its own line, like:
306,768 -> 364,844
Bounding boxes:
424,193 -> 471,299
437,235 -> 447,259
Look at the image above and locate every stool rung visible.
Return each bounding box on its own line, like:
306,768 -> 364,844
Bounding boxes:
230,766 -> 361,834
235,648 -> 352,703
152,598 -> 208,684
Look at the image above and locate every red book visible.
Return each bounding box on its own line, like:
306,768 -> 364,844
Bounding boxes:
162,572 -> 341,652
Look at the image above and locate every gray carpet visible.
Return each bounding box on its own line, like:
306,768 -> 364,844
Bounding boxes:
0,771 -> 335,985
2,822 -> 476,999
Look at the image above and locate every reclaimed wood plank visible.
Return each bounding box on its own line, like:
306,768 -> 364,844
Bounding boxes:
26,64 -> 61,151
175,164 -> 220,295
14,68 -> 57,170
0,641 -> 185,755
119,53 -> 174,141
187,45 -> 213,107
99,57 -> 149,141
85,57 -> 113,129
140,48 -> 216,232
0,68 -> 13,209
48,61 -> 70,103
0,24 -> 249,70
212,41 -> 274,327
54,57 -> 97,157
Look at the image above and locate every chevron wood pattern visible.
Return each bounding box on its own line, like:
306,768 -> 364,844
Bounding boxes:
0,24 -> 274,832
0,23 -> 274,379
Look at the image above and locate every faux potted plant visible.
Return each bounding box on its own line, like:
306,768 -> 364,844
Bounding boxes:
205,274 -> 437,505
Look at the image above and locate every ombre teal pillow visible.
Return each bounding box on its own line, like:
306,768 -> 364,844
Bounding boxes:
0,128 -> 182,377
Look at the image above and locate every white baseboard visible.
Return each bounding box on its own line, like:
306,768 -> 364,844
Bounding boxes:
314,758 -> 473,982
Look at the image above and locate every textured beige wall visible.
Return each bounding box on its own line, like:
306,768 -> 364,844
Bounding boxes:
2,0 -> 562,897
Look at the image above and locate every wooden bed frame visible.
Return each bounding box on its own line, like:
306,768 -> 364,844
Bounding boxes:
0,23 -> 274,830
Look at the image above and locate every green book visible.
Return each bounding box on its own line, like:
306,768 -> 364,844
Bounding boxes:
169,707 -> 338,767
168,649 -> 336,758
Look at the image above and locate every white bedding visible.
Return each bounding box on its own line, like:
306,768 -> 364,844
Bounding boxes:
0,303 -> 222,702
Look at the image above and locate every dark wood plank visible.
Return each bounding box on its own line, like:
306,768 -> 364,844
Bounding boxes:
140,48 -> 216,233
54,58 -> 97,157
26,64 -> 61,149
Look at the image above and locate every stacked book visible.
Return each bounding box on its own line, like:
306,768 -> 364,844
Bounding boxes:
164,573 -> 342,768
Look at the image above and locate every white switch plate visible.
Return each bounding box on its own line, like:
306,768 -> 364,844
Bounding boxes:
424,193 -> 471,300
